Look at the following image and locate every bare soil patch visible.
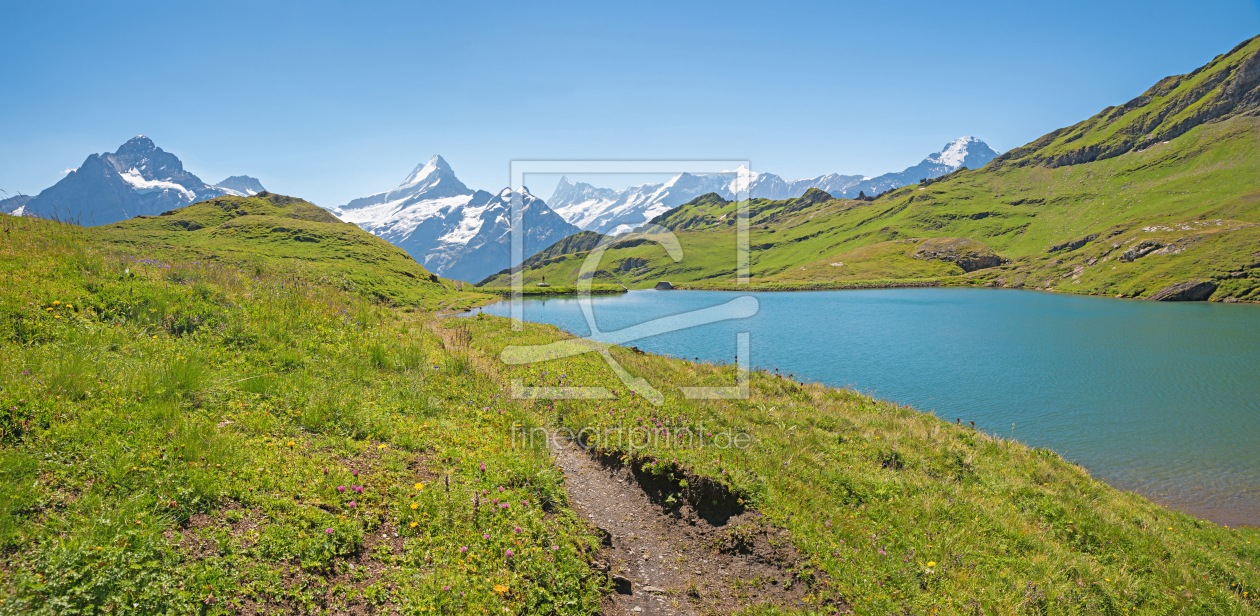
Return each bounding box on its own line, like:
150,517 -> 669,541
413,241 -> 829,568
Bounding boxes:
552,439 -> 839,615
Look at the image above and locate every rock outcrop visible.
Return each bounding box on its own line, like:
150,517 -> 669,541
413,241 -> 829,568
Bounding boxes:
1148,280 -> 1218,301
910,237 -> 1006,272
1047,233 -> 1098,253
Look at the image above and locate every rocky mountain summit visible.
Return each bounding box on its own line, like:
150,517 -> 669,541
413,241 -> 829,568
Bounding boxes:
215,175 -> 266,196
22,136 -> 251,225
332,156 -> 579,282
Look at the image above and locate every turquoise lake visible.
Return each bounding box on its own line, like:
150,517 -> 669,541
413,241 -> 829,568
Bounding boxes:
474,288 -> 1260,527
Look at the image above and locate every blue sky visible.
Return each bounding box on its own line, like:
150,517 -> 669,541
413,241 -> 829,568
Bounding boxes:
3,0 -> 1258,206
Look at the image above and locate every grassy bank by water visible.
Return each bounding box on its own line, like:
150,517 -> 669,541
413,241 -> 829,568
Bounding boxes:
674,279 -> 946,292
480,285 -> 628,298
1,215 -> 1258,614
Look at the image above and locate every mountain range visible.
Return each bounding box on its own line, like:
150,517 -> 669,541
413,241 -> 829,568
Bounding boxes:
545,136 -> 1000,235
481,35 -> 1260,304
328,138 -> 998,281
12,135 -> 994,284
21,136 -> 265,225
331,156 -> 579,283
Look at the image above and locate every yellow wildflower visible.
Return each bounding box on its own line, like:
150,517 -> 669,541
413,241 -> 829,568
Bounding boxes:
410,503 -> 418,509
52,301 -> 60,305
927,561 -> 936,567
493,584 -> 509,594
414,482 -> 424,490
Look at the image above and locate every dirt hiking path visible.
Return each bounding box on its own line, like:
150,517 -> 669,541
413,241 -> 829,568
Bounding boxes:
550,437 -> 821,615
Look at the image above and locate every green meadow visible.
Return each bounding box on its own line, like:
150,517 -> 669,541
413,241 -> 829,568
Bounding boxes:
1,205 -> 1259,614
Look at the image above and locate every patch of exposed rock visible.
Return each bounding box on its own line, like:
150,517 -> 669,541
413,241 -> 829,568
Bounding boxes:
1119,239 -> 1184,262
910,237 -> 1006,272
1047,233 -> 1099,253
1148,279 -> 1218,301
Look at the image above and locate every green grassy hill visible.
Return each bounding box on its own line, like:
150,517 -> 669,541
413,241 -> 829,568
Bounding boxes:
1,214 -> 1258,614
480,35 -> 1260,302
91,192 -> 489,310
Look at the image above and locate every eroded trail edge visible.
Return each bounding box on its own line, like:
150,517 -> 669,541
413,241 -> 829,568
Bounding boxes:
551,438 -> 828,615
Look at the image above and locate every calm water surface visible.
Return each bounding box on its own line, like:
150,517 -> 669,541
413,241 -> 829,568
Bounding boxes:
474,288 -> 1260,526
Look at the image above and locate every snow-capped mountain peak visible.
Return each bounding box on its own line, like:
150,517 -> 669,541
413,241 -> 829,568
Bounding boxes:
22,136 -> 241,225
338,154 -> 473,218
927,136 -> 988,168
401,154 -> 456,188
729,164 -> 757,194
333,157 -> 578,282
214,176 -> 267,196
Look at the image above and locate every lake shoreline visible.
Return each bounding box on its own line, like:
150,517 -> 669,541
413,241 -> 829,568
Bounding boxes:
670,277 -> 1258,302
674,279 -> 944,292
478,286 -> 1260,528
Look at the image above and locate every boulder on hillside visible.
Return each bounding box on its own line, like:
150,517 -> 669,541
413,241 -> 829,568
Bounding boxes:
909,237 -> 1006,272
1147,279 -> 1218,301
1047,233 -> 1099,253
